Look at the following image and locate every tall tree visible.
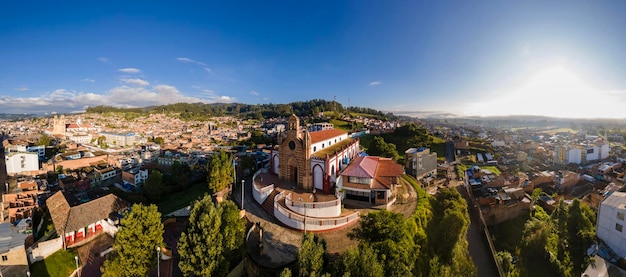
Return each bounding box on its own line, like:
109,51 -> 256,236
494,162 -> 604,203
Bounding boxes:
144,170 -> 165,202
298,233 -> 326,277
207,151 -> 234,193
101,204 -> 164,277
36,134 -> 52,146
367,136 -> 399,160
341,244 -> 384,277
349,210 -> 415,276
178,198 -> 245,277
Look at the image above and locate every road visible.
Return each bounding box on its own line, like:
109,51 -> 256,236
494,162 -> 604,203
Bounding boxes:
459,186 -> 500,277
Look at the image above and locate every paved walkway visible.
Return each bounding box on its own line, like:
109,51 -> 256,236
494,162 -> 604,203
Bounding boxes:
459,186 -> 500,277
233,176 -> 302,257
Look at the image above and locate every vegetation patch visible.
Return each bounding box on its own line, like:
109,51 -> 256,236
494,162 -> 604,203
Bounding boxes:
157,180 -> 211,215
30,249 -> 78,277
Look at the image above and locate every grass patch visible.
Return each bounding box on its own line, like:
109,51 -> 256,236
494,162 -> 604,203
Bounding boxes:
30,249 -> 78,277
480,166 -> 501,176
329,119 -> 352,132
157,180 -> 210,215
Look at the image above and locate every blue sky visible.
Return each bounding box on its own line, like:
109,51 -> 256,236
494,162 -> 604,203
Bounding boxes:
1,1 -> 626,118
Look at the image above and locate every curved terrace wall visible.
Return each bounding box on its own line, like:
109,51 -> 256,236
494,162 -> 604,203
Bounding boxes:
284,193 -> 341,218
274,192 -> 359,232
252,168 -> 273,204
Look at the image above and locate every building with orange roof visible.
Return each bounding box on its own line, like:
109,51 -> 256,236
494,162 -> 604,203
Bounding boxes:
337,156 -> 404,207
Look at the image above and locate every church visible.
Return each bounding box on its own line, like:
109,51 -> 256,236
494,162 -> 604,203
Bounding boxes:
270,114 -> 361,194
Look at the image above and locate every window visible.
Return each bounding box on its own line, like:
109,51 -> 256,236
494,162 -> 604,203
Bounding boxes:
617,223 -> 623,232
313,146 -> 316,152
618,212 -> 625,221
1,255 -> 6,261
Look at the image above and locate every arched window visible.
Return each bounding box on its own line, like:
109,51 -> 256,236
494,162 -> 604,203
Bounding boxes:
322,143 -> 325,148
331,165 -> 335,176
313,146 -> 317,152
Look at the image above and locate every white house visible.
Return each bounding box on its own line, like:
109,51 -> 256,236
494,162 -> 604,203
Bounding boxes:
5,152 -> 39,174
597,191 -> 626,258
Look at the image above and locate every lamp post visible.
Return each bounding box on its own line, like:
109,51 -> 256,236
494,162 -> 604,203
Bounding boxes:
156,246 -> 161,277
74,256 -> 79,277
241,179 -> 245,210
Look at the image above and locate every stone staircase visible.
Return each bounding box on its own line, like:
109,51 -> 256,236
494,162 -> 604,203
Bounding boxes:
261,190 -> 281,216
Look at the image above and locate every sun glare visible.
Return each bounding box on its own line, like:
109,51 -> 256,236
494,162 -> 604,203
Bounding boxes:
470,65 -> 624,118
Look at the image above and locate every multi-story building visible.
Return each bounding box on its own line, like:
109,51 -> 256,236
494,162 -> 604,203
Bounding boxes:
4,152 -> 38,174
337,156 -> 404,207
597,191 -> 626,259
26,145 -> 45,159
122,167 -> 148,186
405,148 -> 437,181
554,146 -> 582,164
99,132 -> 145,147
0,222 -> 30,276
66,132 -> 93,144
554,143 -> 610,165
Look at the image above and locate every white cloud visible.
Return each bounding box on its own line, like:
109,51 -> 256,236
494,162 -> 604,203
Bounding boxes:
97,57 -> 110,63
262,97 -> 269,101
176,57 -> 212,74
177,57 -> 206,66
14,86 -> 29,92
118,68 -> 141,74
122,78 -> 149,86
82,79 -> 96,83
0,84 -> 236,114
369,81 -> 382,86
250,90 -> 259,96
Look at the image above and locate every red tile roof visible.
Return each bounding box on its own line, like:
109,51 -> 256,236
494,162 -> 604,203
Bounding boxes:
341,156 -> 404,190
309,129 -> 347,144
341,156 -> 378,178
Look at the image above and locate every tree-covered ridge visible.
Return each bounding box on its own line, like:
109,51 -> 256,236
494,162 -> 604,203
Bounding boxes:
85,99 -> 394,121
289,177 -> 476,277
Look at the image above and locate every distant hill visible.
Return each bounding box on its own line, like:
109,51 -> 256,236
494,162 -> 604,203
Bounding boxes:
85,99 -> 395,121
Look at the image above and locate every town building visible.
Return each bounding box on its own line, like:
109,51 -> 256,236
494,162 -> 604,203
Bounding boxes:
46,191 -> 128,248
4,152 -> 39,175
0,186 -> 39,224
337,156 -> 404,208
270,114 -> 361,193
122,167 -> 148,187
597,191 -> 626,259
0,222 -> 30,276
252,114 -> 361,232
405,147 -> 437,181
99,132 -> 145,147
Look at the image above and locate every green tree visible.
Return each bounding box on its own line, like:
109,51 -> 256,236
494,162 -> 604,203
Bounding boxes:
366,136 -> 399,160
178,198 -> 245,277
280,268 -> 293,277
349,210 -> 414,276
207,151 -> 234,193
298,233 -> 326,277
341,244 -> 384,277
566,199 -> 596,275
36,134 -> 52,146
144,170 -> 165,202
101,204 -> 164,277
